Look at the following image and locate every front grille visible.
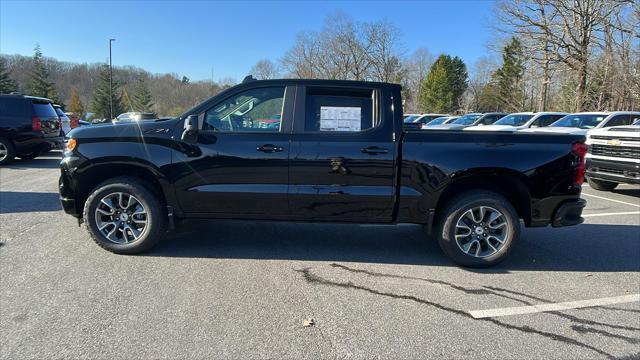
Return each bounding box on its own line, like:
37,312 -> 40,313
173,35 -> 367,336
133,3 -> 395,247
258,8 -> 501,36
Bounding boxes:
598,167 -> 625,175
589,144 -> 640,159
591,135 -> 639,141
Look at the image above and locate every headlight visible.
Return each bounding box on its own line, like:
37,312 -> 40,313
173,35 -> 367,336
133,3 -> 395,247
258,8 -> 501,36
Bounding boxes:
66,138 -> 77,152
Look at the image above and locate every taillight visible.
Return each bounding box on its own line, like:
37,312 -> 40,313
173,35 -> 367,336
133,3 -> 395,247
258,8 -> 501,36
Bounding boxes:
32,116 -> 42,132
572,142 -> 588,185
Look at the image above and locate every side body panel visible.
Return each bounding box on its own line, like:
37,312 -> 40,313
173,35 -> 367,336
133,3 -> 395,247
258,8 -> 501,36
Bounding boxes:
397,131 -> 584,225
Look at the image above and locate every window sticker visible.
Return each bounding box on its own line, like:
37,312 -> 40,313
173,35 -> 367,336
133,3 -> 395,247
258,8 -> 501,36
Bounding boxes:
320,106 -> 361,132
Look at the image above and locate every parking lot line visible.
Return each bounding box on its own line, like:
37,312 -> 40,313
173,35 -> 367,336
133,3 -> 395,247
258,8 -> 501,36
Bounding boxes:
582,211 -> 640,218
581,193 -> 640,208
469,294 -> 640,319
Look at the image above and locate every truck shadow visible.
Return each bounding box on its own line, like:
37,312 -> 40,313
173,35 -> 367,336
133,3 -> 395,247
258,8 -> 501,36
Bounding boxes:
3,153 -> 62,169
612,187 -> 640,198
0,191 -> 62,213
149,221 -> 640,272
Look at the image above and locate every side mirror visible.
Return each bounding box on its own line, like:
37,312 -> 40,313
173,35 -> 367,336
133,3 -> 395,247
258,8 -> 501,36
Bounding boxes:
181,115 -> 199,142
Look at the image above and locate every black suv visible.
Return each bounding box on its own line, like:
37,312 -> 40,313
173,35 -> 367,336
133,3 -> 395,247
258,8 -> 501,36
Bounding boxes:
0,94 -> 63,164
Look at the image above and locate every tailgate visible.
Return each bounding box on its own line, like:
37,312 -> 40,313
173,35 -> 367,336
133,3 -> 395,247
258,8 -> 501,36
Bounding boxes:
32,101 -> 61,137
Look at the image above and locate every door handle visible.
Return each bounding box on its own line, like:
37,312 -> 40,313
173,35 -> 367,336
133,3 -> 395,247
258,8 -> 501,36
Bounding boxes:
257,144 -> 284,153
361,146 -> 388,155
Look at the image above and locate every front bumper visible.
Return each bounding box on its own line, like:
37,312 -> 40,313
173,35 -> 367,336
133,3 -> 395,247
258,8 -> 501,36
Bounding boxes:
586,158 -> 640,185
551,199 -> 586,227
59,159 -> 81,217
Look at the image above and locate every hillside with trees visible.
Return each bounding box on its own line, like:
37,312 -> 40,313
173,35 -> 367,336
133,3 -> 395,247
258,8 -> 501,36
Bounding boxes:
0,50 -> 229,118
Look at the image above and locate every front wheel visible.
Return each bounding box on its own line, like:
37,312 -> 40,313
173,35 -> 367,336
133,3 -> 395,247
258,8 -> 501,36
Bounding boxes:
586,178 -> 618,191
83,177 -> 167,254
436,191 -> 520,267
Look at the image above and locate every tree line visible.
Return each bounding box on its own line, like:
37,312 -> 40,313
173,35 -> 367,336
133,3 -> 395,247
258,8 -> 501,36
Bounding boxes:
1,1 -> 638,117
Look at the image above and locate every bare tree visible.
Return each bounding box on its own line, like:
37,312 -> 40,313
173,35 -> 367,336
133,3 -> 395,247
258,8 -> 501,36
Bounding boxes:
250,59 -> 280,80
280,12 -> 405,83
496,0 -> 633,112
402,48 -> 435,112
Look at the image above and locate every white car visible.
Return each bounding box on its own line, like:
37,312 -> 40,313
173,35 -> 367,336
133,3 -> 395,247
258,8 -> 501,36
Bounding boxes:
519,111 -> 640,135
585,124 -> 640,191
466,112 -> 567,132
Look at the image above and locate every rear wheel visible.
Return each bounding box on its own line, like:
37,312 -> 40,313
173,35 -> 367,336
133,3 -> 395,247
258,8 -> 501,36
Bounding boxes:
83,177 -> 167,254
586,178 -> 618,191
0,138 -> 16,165
435,191 -> 520,267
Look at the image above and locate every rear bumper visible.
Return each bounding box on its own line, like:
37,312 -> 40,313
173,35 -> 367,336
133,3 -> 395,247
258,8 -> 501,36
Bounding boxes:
551,198 -> 586,227
586,158 -> 640,185
45,136 -> 65,150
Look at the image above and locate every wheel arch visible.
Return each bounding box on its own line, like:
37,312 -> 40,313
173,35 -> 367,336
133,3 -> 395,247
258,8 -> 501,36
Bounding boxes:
434,168 -> 532,226
73,161 -> 173,217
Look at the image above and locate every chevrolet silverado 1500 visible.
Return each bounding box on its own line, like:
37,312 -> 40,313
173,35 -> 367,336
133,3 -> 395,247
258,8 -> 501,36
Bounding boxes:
60,78 -> 587,267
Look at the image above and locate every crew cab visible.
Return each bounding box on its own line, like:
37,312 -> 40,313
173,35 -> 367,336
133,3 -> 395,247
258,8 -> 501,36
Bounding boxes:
585,124 -> 640,190
59,79 -> 587,267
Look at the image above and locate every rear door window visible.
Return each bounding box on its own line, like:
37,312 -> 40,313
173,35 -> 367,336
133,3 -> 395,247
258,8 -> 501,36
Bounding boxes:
32,102 -> 58,118
303,88 -> 376,132
0,98 -> 27,117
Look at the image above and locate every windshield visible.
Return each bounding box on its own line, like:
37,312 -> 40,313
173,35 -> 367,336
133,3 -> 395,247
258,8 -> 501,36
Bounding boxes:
494,114 -> 534,126
404,115 -> 419,123
452,114 -> 482,125
551,114 -> 607,129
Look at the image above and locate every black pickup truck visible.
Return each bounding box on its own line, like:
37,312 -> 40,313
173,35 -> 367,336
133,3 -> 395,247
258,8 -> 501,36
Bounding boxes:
60,79 -> 586,267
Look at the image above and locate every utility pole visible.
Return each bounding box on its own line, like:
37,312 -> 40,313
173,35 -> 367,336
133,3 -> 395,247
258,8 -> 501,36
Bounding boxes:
109,38 -> 116,120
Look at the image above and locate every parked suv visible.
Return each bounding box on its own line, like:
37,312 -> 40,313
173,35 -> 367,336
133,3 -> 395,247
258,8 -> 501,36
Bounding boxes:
0,94 -> 63,164
585,124 -> 640,190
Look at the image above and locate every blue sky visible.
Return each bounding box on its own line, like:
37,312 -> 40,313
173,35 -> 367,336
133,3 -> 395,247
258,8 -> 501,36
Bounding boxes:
0,0 -> 496,81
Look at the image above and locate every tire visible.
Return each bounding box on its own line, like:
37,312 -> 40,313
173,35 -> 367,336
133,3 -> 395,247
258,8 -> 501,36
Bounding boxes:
0,138 -> 16,165
586,177 -> 618,191
83,177 -> 167,254
435,191 -> 520,267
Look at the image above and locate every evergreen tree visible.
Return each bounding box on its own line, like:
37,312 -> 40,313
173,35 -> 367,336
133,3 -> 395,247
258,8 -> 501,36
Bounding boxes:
0,57 -> 18,94
91,64 -> 124,119
69,85 -> 85,117
132,77 -> 153,112
493,37 -> 526,111
419,55 -> 468,113
26,45 -> 54,98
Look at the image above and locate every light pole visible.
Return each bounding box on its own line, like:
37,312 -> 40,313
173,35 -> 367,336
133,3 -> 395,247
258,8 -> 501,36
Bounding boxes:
109,38 -> 116,120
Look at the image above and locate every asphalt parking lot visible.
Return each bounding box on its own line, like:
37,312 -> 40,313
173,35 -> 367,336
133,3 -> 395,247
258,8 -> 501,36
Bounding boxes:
1,151 -> 639,359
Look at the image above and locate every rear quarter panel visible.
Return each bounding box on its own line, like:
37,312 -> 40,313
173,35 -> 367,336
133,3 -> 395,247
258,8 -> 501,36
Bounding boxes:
398,130 -> 584,224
